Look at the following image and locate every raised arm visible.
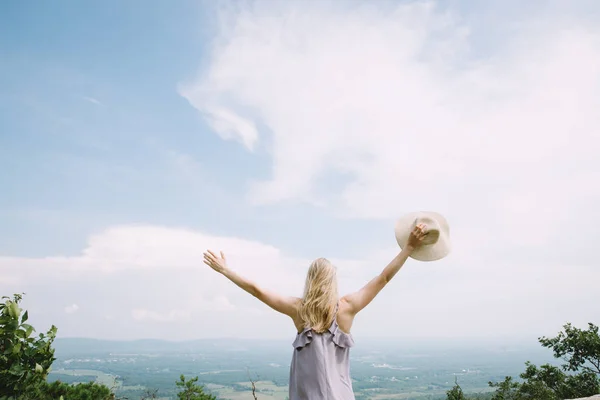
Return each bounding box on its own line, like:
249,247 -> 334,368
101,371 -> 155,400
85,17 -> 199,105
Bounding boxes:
342,223 -> 427,315
203,250 -> 299,318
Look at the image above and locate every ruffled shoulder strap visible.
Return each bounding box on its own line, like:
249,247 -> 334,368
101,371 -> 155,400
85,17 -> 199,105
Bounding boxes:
328,317 -> 355,348
292,327 -> 313,349
292,301 -> 354,349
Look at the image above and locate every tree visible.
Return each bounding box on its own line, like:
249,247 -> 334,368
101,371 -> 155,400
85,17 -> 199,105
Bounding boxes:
488,376 -> 521,400
489,362 -> 599,400
175,375 -> 217,400
19,380 -> 113,400
247,368 -> 259,400
0,293 -> 57,398
446,377 -> 466,400
539,322 -> 600,375
489,322 -> 600,400
0,293 -> 114,400
520,361 -> 600,399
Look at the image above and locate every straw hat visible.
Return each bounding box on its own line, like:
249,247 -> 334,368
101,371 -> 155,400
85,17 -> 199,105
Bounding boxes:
394,211 -> 451,261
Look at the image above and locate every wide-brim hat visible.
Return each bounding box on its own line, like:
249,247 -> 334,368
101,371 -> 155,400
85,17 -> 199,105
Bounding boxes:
394,211 -> 451,261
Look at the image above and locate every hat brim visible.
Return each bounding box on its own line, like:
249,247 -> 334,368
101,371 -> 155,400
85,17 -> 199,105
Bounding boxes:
394,211 -> 451,262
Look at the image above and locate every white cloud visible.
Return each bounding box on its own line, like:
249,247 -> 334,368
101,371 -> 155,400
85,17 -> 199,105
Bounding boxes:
0,225 -> 307,340
64,304 -> 79,314
179,0 -> 600,261
0,224 -> 598,340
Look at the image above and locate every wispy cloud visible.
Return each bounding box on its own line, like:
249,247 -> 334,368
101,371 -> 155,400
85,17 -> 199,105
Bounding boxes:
82,96 -> 103,106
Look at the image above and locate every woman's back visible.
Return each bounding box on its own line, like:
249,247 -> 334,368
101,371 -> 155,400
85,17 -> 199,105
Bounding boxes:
289,306 -> 355,400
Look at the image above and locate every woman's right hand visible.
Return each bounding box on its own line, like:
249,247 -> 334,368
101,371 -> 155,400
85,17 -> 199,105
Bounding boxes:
406,223 -> 428,250
203,249 -> 228,274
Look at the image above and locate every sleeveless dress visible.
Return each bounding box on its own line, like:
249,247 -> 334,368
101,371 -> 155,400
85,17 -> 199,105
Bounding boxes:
289,307 -> 355,400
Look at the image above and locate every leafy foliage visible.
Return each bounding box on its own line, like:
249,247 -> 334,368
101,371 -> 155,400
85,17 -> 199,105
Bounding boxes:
445,378 -> 493,400
539,322 -> 600,375
446,378 -> 466,400
488,376 -> 521,400
18,380 -> 113,400
487,322 -> 600,400
176,374 -> 217,400
0,293 -> 57,398
0,293 -> 113,400
520,361 -> 598,399
489,363 -> 599,400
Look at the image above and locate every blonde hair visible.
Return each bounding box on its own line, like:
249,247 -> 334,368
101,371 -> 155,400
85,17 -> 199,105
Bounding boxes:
298,258 -> 339,333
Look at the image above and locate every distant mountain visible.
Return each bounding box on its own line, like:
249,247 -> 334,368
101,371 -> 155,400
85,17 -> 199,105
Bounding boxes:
53,337 -> 291,356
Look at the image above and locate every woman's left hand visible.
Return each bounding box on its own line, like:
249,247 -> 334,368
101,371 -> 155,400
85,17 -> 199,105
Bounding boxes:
203,250 -> 228,274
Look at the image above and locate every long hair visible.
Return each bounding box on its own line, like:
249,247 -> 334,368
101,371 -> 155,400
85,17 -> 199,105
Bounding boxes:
298,257 -> 339,333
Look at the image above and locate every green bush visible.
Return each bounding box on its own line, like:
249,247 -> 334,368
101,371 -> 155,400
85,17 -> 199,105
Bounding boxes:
0,294 -> 113,400
487,323 -> 600,400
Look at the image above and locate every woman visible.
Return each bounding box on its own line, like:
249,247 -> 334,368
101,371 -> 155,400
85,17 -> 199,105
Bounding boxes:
203,223 -> 429,400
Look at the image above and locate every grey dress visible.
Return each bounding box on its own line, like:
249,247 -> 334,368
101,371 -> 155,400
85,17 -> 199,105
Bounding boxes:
289,308 -> 355,400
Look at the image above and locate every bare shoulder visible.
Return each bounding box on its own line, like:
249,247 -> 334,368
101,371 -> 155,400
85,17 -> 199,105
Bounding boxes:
288,296 -> 302,315
339,294 -> 360,315
336,297 -> 356,334
338,296 -> 353,312
289,297 -> 304,332
287,296 -> 302,305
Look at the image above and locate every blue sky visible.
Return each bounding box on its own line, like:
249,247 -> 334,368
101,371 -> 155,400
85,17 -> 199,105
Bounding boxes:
1,0 -> 599,341
0,0 -> 385,259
